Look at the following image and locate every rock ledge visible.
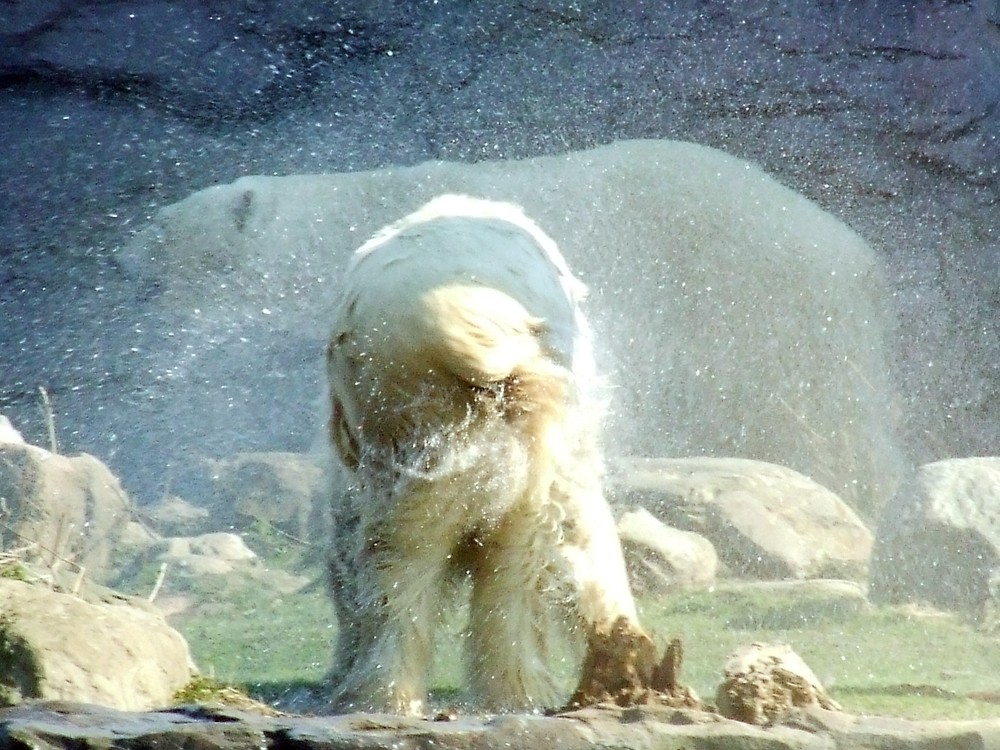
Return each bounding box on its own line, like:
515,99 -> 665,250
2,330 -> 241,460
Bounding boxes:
3,702 -> 1000,750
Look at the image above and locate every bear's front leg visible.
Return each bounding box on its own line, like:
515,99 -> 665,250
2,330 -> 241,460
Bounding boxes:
550,480 -> 661,708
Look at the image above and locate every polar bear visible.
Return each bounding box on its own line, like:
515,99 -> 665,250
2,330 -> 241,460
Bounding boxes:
325,195 -> 655,715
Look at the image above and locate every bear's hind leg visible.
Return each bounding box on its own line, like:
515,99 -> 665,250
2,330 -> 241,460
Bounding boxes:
336,555 -> 445,715
466,516 -> 565,711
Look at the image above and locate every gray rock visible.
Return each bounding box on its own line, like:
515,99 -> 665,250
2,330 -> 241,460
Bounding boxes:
617,507 -> 718,593
119,140 -> 902,516
0,1 -> 387,123
0,442 -> 145,583
1,1 -> 997,515
4,701 -> 1000,750
870,457 -> 1000,619
0,578 -> 195,710
611,457 -> 874,581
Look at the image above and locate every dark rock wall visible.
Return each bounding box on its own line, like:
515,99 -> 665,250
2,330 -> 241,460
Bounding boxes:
1,1 -> 997,502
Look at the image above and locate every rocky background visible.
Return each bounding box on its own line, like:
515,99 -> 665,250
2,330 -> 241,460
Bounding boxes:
1,0 -> 998,506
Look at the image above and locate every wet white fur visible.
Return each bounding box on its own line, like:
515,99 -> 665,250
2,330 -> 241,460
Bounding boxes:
325,195 -> 639,714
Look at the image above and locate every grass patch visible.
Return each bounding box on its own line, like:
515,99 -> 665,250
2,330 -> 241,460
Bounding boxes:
641,587 -> 1000,720
114,548 -> 336,694
139,543 -> 1000,721
170,576 -> 335,686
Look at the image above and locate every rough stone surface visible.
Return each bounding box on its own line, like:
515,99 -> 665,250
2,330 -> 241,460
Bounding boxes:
870,457 -> 1000,619
611,457 -> 874,581
4,702 -> 1000,750
0,578 -> 195,711
2,1 -> 997,513
0,1 -> 388,124
0,441 -> 145,583
617,507 -> 718,593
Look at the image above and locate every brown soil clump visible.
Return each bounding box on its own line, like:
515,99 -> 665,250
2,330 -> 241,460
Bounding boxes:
564,616 -> 701,710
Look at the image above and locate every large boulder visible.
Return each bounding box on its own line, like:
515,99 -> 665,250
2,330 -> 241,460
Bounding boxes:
869,457 -> 1000,619
0,577 -> 195,710
1,1 -> 998,546
617,507 -> 718,593
610,457 -> 874,581
119,140 -> 903,516
0,436 -> 150,583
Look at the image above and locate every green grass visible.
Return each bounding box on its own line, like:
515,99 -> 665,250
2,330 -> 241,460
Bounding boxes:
640,588 -> 1000,720
142,551 -> 1000,720
115,551 -> 335,695
169,576 -> 336,686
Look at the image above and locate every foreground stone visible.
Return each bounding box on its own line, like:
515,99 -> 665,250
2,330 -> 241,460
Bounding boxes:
3,701 -> 1000,750
0,579 -> 195,711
